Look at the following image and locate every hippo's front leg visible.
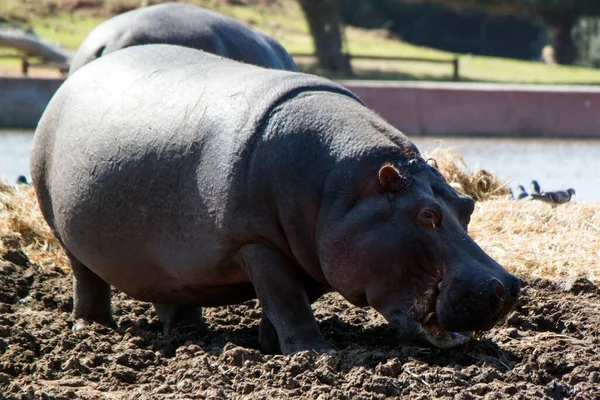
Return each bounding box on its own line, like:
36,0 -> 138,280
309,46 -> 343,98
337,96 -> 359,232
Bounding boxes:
240,244 -> 335,354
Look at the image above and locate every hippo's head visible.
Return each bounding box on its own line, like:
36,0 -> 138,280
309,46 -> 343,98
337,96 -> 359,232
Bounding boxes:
318,156 -> 520,348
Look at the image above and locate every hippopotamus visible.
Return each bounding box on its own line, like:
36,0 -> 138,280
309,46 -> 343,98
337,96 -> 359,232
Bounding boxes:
32,44 -> 520,354
69,2 -> 296,74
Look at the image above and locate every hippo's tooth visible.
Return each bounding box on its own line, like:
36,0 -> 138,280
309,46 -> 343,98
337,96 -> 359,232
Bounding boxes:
437,281 -> 443,292
422,312 -> 436,325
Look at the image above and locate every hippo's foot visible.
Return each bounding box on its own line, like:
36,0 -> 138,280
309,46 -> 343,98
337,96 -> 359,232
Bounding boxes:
259,314 -> 336,354
73,317 -> 117,332
68,251 -> 115,332
258,315 -> 281,354
284,340 -> 337,354
297,339 -> 337,354
153,304 -> 210,336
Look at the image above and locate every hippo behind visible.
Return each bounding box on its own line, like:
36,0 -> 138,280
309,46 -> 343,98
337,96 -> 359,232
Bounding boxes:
32,44 -> 519,354
69,2 -> 297,73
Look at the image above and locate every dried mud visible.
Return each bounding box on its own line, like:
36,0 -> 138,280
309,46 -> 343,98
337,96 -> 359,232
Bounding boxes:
1,250 -> 599,399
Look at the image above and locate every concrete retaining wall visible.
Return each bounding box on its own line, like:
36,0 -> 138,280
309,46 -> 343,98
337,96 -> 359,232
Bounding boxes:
1,77 -> 600,138
341,81 -> 600,138
0,77 -> 63,129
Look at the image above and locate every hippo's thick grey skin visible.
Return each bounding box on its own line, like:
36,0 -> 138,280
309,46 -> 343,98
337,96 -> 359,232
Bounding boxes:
69,2 -> 296,74
32,44 -> 519,354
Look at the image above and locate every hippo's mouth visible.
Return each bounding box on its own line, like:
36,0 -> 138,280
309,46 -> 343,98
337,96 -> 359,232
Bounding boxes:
413,280 -> 470,349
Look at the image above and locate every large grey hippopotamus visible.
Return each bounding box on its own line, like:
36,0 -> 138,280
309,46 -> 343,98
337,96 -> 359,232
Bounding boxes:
69,2 -> 296,74
32,44 -> 519,354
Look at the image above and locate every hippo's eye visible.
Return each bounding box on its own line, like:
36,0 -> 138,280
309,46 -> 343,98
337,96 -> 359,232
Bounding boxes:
418,208 -> 441,229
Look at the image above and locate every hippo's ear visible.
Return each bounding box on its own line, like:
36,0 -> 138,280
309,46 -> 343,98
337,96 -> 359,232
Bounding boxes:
358,163 -> 408,200
378,163 -> 404,194
426,158 -> 439,170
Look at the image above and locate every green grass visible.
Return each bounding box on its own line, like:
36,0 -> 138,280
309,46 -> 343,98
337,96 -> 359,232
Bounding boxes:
28,15 -> 105,51
2,0 -> 600,84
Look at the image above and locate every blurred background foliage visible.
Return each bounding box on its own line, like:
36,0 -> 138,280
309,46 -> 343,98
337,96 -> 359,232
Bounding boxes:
340,0 -> 547,60
2,0 -> 600,78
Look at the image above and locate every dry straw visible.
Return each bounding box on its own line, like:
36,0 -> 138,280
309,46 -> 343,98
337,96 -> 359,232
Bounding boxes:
1,147 -> 598,283
426,146 -> 510,201
470,200 -> 600,284
425,147 -> 600,283
0,180 -> 68,270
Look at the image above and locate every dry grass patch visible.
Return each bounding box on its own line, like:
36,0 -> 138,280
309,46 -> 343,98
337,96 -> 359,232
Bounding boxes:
0,181 -> 68,270
470,200 -> 600,284
423,148 -> 599,283
426,147 -> 510,201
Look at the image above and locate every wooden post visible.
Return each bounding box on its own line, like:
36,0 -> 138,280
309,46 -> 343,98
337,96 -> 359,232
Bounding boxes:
452,58 -> 460,81
344,53 -> 352,76
21,58 -> 28,76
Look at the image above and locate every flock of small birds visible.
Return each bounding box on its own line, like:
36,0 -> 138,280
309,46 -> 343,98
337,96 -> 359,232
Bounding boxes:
508,180 -> 576,207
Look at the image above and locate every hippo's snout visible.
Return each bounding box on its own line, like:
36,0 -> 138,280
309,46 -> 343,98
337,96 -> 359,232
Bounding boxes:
435,273 -> 520,333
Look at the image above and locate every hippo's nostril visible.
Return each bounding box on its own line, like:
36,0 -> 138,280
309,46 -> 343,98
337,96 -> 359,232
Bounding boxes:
509,278 -> 521,298
494,283 -> 505,299
490,279 -> 506,301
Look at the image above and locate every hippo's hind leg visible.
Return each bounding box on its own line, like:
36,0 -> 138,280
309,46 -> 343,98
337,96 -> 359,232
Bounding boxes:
153,304 -> 209,336
67,251 -> 115,331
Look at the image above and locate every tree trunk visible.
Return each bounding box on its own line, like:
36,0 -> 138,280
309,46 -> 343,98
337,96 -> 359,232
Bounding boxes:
543,13 -> 577,65
297,0 -> 352,75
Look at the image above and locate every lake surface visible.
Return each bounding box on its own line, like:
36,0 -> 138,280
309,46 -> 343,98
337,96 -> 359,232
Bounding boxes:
1,130 -> 599,202
414,137 -> 600,202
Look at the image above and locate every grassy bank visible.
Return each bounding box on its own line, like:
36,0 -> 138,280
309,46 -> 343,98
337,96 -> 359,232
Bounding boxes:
2,0 -> 600,83
1,148 -> 598,284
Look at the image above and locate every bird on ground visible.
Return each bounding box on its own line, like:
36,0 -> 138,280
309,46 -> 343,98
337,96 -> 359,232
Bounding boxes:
516,185 -> 529,200
530,180 -> 541,195
16,175 -> 29,185
506,188 -> 514,200
530,188 -> 576,207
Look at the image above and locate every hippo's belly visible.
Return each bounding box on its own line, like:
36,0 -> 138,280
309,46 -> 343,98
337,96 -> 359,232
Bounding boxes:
48,141 -> 254,305
57,196 -> 254,306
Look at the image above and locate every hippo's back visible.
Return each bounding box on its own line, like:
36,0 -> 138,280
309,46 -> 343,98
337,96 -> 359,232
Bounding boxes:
32,44 -> 358,300
69,2 -> 297,74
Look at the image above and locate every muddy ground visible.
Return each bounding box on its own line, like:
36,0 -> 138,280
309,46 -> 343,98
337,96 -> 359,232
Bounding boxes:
1,248 -> 599,399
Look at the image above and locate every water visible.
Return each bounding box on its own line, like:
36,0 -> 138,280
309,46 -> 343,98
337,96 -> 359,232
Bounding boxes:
0,130 -> 34,184
1,130 -> 599,202
413,137 -> 600,202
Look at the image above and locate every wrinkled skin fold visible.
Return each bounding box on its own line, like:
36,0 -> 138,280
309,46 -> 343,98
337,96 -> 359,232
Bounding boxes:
31,44 -> 520,354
